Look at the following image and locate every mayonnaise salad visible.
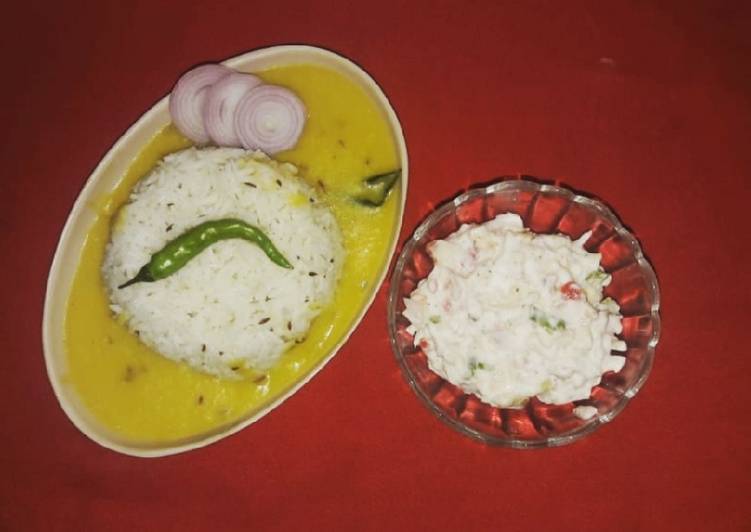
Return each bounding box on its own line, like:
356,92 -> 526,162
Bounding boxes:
403,214 -> 626,410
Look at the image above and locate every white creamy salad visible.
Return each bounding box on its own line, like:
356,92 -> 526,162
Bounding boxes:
403,214 -> 626,409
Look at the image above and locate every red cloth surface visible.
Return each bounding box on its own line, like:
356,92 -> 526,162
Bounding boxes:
2,1 -> 750,530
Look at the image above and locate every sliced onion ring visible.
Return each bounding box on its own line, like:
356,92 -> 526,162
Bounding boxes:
234,85 -> 306,154
203,73 -> 263,147
168,64 -> 231,144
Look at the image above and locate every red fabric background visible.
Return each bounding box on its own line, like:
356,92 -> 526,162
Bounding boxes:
2,1 -> 750,530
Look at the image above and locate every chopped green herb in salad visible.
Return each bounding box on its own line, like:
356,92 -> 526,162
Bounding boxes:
586,269 -> 608,282
530,309 -> 566,333
469,359 -> 486,376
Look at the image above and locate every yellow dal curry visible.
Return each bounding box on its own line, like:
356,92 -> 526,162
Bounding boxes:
64,64 -> 400,444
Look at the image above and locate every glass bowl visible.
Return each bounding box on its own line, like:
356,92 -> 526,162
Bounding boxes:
387,179 -> 661,448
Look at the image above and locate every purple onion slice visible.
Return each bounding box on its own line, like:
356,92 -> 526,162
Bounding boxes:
234,85 -> 306,154
203,72 -> 263,147
168,64 -> 231,144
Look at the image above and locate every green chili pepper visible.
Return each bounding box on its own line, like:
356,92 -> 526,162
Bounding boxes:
119,218 -> 292,289
353,169 -> 401,207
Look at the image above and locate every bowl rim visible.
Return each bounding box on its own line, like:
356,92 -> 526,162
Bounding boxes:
42,44 -> 409,457
387,178 -> 661,448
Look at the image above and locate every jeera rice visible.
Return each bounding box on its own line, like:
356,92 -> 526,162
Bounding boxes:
102,148 -> 344,378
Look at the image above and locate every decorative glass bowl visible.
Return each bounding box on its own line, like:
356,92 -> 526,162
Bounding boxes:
387,179 -> 661,448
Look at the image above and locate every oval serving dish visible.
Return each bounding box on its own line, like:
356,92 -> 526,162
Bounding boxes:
388,179 -> 659,448
43,45 -> 408,457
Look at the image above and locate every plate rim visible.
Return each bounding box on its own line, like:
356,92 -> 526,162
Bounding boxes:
42,44 -> 409,457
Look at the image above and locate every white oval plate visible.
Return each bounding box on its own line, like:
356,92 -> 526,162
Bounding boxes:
42,45 -> 408,457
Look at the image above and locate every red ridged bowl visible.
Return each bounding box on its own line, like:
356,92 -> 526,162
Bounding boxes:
387,179 -> 660,448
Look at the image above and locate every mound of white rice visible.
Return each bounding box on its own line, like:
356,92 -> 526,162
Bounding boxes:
102,147 -> 344,378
